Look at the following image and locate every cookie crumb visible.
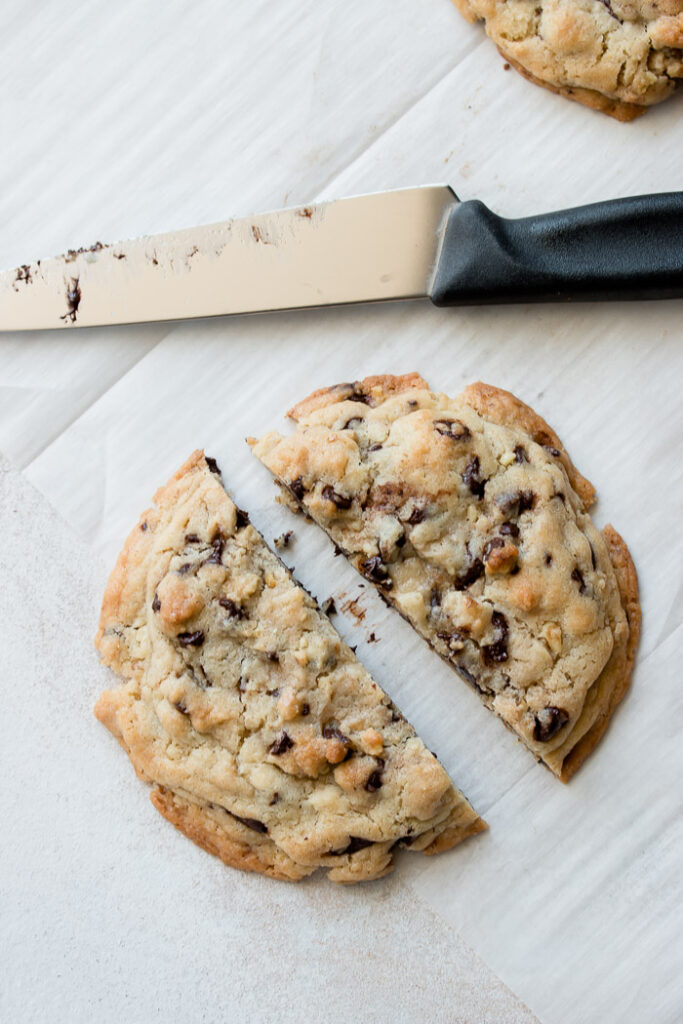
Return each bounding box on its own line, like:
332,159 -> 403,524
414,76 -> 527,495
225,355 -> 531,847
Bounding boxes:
274,530 -> 294,550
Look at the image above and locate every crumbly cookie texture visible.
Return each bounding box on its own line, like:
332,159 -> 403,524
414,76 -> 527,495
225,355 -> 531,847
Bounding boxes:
249,376 -> 640,781
452,0 -> 683,119
95,451 -> 485,883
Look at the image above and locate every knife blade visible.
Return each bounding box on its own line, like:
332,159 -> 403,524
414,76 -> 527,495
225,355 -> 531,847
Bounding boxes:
1,186 -> 682,331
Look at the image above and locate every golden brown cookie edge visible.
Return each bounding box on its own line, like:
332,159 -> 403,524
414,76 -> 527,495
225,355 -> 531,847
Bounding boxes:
423,813 -> 489,855
94,449 -> 209,669
499,52 -> 649,122
559,524 -> 641,781
287,373 -> 429,421
460,381 -> 597,507
150,786 -> 311,882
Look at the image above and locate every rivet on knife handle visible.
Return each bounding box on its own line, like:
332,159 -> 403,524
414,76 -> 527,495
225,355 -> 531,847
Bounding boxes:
430,192 -> 683,305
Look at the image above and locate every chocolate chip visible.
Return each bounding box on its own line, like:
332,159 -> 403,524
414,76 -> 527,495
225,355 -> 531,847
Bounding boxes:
177,630 -> 205,647
365,759 -> 385,792
544,445 -> 562,458
230,813 -> 268,834
321,597 -> 337,616
323,724 -> 351,746
321,484 -> 352,510
343,416 -> 363,430
193,665 -> 213,689
288,477 -> 305,501
462,455 -> 486,499
205,456 -> 221,476
140,521 -> 148,532
218,597 -> 244,619
206,532 -> 224,565
185,533 -> 200,543
174,701 -> 189,716
483,536 -> 505,561
269,731 -> 294,755
235,508 -> 250,529
545,553 -> 553,566
495,490 -> 535,516
359,556 -> 392,589
267,651 -> 279,662
571,568 -> 586,594
301,703 -> 310,717
454,557 -> 484,590
533,706 -> 569,742
367,443 -> 383,453
406,505 -> 426,525
482,611 -> 508,665
514,445 -> 528,463
499,522 -> 520,538
269,793 -> 280,806
178,563 -> 192,574
352,386 -> 375,405
152,593 -> 161,612
518,490 -> 535,513
434,418 -> 471,441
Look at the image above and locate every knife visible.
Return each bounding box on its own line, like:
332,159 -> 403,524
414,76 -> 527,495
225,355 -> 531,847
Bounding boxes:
1,186 -> 682,330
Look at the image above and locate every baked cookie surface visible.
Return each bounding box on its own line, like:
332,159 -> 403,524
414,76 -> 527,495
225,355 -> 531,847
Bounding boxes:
452,0 -> 683,119
95,451 -> 484,883
250,376 -> 640,781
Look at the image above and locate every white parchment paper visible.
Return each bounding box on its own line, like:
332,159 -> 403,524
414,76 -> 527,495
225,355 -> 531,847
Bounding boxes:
2,4 -> 682,1022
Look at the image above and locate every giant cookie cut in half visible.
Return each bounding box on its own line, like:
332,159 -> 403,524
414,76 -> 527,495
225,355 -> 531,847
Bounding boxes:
451,0 -> 683,120
95,451 -> 485,883
250,375 -> 640,782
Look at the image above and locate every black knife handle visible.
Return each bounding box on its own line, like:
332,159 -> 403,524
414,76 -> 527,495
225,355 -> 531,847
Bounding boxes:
431,192 -> 683,305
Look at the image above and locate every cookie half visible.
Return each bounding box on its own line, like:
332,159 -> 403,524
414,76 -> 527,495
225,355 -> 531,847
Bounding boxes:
452,0 -> 683,120
95,451 -> 485,883
249,376 -> 640,781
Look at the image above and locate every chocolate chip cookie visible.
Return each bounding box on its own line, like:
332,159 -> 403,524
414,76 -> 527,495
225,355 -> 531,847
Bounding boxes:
95,451 -> 485,883
452,0 -> 683,119
249,376 -> 640,781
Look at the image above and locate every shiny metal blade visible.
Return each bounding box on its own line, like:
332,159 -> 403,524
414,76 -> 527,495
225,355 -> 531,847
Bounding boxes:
0,186 -> 457,331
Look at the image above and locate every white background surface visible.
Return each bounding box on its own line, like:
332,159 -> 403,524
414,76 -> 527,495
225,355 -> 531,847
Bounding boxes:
1,2 -> 682,1023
